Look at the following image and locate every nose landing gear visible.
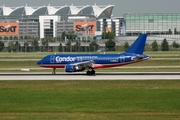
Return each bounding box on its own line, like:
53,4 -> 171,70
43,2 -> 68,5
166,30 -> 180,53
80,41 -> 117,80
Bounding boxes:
52,68 -> 56,74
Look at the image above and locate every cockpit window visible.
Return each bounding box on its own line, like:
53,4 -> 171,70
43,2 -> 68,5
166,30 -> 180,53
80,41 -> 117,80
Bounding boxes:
43,57 -> 46,61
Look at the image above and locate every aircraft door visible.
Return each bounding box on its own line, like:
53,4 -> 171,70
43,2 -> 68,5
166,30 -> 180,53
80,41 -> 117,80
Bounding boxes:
50,55 -> 55,63
120,55 -> 125,63
77,57 -> 82,62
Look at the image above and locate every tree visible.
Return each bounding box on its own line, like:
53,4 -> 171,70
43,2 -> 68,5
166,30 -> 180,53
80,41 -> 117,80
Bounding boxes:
107,31 -> 116,40
32,40 -> 39,52
8,42 -> 15,52
58,43 -> 63,52
89,40 -> 99,52
0,41 -> 4,51
123,41 -> 130,51
44,36 -> 53,42
93,36 -> 97,40
151,40 -> 158,51
24,36 -> 28,40
102,31 -> 106,39
172,41 -> 179,50
61,31 -> 66,42
68,31 -> 75,41
14,41 -> 20,52
24,42 -> 29,52
56,36 -> 61,42
73,40 -> 81,52
105,39 -> 116,51
168,29 -> 172,34
41,40 -> 49,52
102,31 -> 115,39
66,40 -> 71,52
174,28 -> 178,34
161,38 -> 169,51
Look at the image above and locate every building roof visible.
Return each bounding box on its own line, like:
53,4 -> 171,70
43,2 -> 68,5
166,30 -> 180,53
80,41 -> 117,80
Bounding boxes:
0,4 -> 114,19
8,5 -> 36,16
0,5 -> 13,16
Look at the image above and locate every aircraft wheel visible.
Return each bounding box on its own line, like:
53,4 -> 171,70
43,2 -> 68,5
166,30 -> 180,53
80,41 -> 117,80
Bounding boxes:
91,70 -> 95,75
86,71 -> 91,75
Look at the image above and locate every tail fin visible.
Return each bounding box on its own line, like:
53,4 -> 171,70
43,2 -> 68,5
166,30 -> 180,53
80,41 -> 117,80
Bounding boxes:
125,34 -> 147,54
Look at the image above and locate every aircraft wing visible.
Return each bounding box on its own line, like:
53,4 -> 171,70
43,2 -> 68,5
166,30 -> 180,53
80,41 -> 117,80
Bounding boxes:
70,60 -> 94,69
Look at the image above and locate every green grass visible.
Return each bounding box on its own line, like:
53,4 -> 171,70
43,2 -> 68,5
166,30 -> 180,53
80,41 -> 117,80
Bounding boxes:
0,80 -> 180,120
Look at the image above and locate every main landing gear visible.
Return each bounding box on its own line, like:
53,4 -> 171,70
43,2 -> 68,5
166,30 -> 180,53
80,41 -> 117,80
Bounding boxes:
86,69 -> 95,75
52,68 -> 56,74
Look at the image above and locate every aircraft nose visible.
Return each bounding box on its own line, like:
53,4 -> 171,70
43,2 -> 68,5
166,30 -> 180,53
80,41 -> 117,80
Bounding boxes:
37,60 -> 42,65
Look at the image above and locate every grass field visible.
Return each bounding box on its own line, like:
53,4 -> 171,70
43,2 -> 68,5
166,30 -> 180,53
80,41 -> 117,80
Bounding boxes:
0,80 -> 180,120
0,52 -> 180,119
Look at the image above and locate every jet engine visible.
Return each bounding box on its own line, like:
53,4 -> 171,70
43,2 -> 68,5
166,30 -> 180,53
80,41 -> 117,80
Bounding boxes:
65,64 -> 84,72
131,55 -> 144,61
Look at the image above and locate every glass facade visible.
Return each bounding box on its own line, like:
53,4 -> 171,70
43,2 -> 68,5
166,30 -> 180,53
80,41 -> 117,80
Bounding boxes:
19,21 -> 39,37
56,21 -> 74,37
124,13 -> 180,34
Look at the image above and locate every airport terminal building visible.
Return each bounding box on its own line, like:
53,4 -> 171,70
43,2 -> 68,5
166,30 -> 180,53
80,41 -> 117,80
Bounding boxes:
0,4 -> 122,39
1,4 -> 180,48
124,13 -> 180,35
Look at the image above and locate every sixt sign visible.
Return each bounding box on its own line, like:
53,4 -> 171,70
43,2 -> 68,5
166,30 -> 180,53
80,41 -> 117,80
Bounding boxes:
74,22 -> 96,35
75,25 -> 94,32
0,22 -> 19,36
0,26 -> 17,32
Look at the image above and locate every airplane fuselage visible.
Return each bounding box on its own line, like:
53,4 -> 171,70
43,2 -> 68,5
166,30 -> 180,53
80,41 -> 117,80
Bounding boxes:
37,53 -> 150,69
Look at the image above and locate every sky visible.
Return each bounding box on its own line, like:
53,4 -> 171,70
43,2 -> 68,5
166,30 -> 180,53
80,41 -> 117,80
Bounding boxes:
1,0 -> 180,17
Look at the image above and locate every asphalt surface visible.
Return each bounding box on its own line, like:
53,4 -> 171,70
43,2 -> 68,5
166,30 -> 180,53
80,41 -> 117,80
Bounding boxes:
0,72 -> 180,80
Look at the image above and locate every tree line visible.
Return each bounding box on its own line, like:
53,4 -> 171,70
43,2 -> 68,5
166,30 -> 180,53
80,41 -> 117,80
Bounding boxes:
0,31 -> 116,52
151,38 -> 180,51
0,30 -> 180,52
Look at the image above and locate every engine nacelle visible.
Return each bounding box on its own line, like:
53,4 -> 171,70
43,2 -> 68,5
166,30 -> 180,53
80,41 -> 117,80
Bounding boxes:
131,55 -> 144,61
65,64 -> 84,72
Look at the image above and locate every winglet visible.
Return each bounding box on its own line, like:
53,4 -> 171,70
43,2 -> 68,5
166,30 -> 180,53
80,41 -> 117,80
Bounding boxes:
125,34 -> 147,54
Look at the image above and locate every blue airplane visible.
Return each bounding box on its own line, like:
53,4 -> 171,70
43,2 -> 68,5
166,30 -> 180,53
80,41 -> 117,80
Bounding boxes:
37,34 -> 150,75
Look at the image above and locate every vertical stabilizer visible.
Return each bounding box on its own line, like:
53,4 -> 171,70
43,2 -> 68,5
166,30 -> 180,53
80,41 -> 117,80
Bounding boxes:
125,34 -> 147,54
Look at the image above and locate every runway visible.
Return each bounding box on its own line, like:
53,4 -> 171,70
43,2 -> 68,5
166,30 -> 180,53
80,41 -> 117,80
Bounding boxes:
1,72 -> 180,80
